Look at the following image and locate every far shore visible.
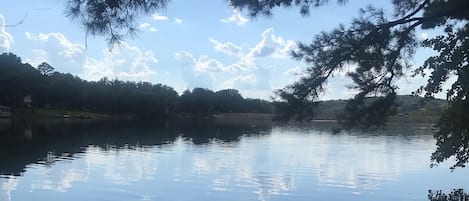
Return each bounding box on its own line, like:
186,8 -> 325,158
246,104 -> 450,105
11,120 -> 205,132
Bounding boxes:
2,109 -> 440,125
213,113 -> 439,124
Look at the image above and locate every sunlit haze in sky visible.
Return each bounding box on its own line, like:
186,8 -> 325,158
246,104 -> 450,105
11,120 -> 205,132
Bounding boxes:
0,0 -> 438,100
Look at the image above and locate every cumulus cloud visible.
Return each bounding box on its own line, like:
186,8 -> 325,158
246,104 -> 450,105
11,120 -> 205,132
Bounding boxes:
25,32 -> 159,82
174,17 -> 183,24
210,28 -> 296,60
174,50 -> 274,96
223,67 -> 272,90
224,74 -> 256,89
84,42 -> 158,81
220,9 -> 248,26
284,66 -> 304,76
227,58 -> 257,71
248,28 -> 297,58
209,38 -> 243,57
151,13 -> 168,21
175,51 -> 240,73
248,67 -> 272,89
25,32 -> 86,74
139,22 -> 151,29
139,22 -> 158,32
0,14 -> 14,52
174,51 -> 213,89
174,28 -> 298,97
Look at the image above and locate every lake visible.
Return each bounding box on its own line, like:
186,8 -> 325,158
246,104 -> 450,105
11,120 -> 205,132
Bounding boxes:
0,119 -> 468,201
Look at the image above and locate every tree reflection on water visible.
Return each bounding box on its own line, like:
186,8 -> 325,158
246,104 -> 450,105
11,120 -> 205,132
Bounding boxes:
0,119 -> 271,177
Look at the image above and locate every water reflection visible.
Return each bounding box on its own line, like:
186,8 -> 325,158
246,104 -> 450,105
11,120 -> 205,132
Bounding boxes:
0,119 -> 270,177
0,120 -> 467,201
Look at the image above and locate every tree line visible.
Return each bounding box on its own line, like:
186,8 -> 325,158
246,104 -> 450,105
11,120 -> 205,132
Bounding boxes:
0,52 -> 272,117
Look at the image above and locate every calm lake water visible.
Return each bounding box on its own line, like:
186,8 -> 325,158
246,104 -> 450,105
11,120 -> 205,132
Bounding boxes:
0,119 -> 468,201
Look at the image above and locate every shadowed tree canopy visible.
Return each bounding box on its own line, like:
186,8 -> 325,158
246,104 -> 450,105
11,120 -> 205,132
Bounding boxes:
228,0 -> 348,16
65,0 -> 169,47
228,0 -> 469,169
0,52 -> 273,117
37,62 -> 55,76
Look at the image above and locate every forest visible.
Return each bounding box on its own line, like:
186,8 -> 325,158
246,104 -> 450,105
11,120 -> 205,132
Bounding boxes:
0,52 -> 272,118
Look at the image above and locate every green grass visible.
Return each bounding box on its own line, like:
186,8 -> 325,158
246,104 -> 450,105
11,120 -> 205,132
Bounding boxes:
31,109 -> 111,119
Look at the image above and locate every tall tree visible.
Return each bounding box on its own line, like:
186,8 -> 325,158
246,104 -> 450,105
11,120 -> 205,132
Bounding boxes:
37,62 -> 55,76
228,0 -> 469,169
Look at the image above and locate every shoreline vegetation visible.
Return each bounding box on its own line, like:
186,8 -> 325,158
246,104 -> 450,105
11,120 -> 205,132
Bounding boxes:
4,109 -> 442,125
1,52 -> 446,124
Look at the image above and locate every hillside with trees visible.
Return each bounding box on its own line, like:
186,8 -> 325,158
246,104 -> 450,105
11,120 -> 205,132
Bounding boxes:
307,95 -> 447,123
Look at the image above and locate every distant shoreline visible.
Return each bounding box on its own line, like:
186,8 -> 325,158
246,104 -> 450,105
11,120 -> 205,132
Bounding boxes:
3,109 -> 439,125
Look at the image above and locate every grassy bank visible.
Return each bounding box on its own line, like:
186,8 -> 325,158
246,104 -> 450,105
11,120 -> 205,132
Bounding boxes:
13,109 -> 111,119
214,113 -> 273,125
213,112 -> 439,124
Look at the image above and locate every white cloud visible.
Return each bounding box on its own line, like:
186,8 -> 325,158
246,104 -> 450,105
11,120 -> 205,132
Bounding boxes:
174,51 -> 233,73
174,49 -> 275,96
174,51 -> 214,89
85,147 -> 159,185
24,32 -> 86,73
248,28 -> 297,58
138,22 -> 158,32
174,17 -> 183,24
173,28 -> 299,97
209,38 -> 243,57
151,13 -> 168,21
220,9 -> 248,26
1,177 -> 18,201
31,168 -> 88,192
25,32 -> 159,82
224,74 -> 256,89
0,14 -> 14,52
227,58 -> 257,71
139,22 -> 151,29
420,32 -> 428,40
284,66 -> 303,76
84,42 -> 158,81
209,28 -> 296,60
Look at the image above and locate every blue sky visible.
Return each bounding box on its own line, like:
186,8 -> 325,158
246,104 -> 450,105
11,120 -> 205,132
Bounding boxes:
0,0 -> 436,100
